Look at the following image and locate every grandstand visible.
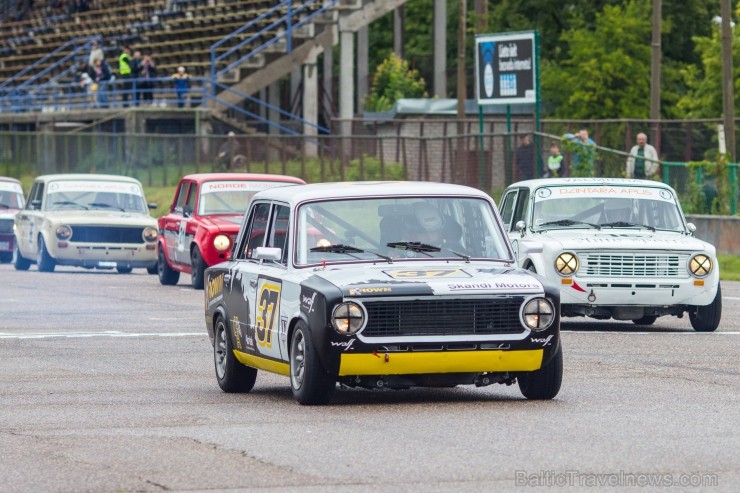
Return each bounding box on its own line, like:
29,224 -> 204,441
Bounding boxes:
0,0 -> 404,137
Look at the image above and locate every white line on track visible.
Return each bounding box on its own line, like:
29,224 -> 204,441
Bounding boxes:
562,330 -> 740,335
0,331 -> 205,339
723,296 -> 740,301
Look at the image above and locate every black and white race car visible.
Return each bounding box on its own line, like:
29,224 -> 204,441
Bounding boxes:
204,181 -> 563,405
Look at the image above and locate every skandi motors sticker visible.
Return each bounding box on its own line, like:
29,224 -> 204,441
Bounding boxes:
430,275 -> 543,295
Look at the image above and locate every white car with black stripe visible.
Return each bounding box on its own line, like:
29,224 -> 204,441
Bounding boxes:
501,178 -> 721,331
205,181 -> 563,405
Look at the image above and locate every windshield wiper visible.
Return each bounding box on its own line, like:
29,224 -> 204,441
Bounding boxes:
310,244 -> 393,263
88,202 -> 127,212
539,219 -> 601,230
389,241 -> 470,262
600,221 -> 656,231
0,203 -> 10,209
52,200 -> 88,210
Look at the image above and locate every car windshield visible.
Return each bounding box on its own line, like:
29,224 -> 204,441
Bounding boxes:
198,180 -> 297,215
295,196 -> 511,266
0,182 -> 24,209
532,185 -> 685,232
45,180 -> 148,213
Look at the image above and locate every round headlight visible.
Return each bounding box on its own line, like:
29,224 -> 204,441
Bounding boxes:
689,254 -> 712,278
142,227 -> 158,242
56,225 -> 72,240
213,234 -> 231,252
555,252 -> 579,276
522,297 -> 555,331
331,302 -> 365,335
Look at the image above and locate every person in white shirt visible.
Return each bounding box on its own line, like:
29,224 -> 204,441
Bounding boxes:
626,132 -> 660,179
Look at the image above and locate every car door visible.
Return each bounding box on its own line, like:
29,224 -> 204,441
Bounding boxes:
222,201 -> 272,357
500,187 -> 530,261
175,182 -> 198,265
15,180 -> 43,258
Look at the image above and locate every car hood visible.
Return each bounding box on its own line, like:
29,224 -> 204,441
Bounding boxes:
0,209 -> 21,219
530,229 -> 709,252
311,262 -> 545,297
201,215 -> 243,231
41,210 -> 157,226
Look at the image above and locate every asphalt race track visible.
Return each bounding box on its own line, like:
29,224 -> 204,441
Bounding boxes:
0,264 -> 738,492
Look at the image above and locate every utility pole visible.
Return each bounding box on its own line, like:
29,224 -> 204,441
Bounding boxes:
721,0 -> 735,161
456,0 -> 467,184
650,0 -> 661,151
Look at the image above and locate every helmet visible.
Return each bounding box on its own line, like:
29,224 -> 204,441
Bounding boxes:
413,202 -> 444,232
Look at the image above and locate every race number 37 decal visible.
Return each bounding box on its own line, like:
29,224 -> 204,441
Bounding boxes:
255,279 -> 281,349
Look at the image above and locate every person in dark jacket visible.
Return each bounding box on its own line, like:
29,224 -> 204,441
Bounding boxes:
138,53 -> 157,105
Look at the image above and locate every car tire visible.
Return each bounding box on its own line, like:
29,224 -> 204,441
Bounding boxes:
289,321 -> 336,405
518,343 -> 562,400
116,266 -> 133,274
0,252 -> 12,263
690,283 -> 722,332
157,248 -> 180,286
13,243 -> 31,271
146,263 -> 158,275
632,316 -> 657,326
190,246 -> 206,290
214,315 -> 257,392
36,235 -> 56,273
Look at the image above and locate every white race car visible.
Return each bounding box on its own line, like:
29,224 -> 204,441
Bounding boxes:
500,178 -> 721,331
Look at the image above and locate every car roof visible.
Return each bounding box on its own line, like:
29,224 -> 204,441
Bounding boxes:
507,177 -> 676,191
33,174 -> 143,184
180,173 -> 306,184
252,181 -> 492,206
0,176 -> 22,184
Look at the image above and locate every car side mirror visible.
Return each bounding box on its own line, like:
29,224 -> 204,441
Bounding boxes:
148,202 -> 157,210
686,222 -> 696,236
254,247 -> 282,261
183,204 -> 192,217
515,220 -> 526,237
31,199 -> 41,210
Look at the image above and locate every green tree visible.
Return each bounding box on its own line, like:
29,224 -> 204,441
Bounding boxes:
364,52 -> 428,112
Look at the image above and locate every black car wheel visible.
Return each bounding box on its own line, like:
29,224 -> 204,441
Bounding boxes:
518,344 -> 563,400
36,235 -> 56,272
214,315 -> 257,392
157,248 -> 180,285
632,316 -> 657,326
190,246 -> 206,290
146,263 -> 158,275
13,243 -> 31,271
0,252 -> 12,263
116,266 -> 133,274
690,283 -> 722,332
289,321 -> 335,405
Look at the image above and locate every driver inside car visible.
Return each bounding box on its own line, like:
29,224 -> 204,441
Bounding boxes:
407,202 -> 465,251
602,198 -> 635,223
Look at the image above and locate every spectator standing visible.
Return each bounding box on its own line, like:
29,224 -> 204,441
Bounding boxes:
92,58 -> 112,108
569,129 -> 596,177
88,39 -> 104,73
171,66 -> 190,108
514,134 -> 535,181
118,45 -> 134,107
626,132 -> 660,179
138,54 -> 157,105
546,142 -> 566,177
131,50 -> 143,106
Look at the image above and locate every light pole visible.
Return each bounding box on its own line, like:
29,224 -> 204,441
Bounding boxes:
720,0 -> 735,161
650,0 -> 661,150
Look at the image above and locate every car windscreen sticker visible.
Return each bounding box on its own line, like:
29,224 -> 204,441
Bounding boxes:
429,274 -> 543,295
48,180 -> 143,196
0,181 -> 23,193
535,186 -> 671,202
201,181 -> 293,194
384,268 -> 471,279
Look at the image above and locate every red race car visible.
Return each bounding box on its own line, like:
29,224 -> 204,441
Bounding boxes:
157,173 -> 305,289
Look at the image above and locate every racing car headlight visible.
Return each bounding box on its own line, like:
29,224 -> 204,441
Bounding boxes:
331,302 -> 365,335
522,298 -> 555,331
213,234 -> 231,252
689,254 -> 712,278
142,227 -> 158,243
55,225 -> 72,240
555,252 -> 579,276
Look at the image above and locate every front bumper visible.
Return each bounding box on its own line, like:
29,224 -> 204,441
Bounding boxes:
48,241 -> 157,267
338,349 -> 544,376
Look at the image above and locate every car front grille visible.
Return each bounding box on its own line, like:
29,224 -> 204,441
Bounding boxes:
580,253 -> 690,278
70,226 -> 145,244
0,219 -> 13,234
361,297 -> 526,337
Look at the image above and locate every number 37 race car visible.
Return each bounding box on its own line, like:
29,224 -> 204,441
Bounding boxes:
204,182 -> 563,405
